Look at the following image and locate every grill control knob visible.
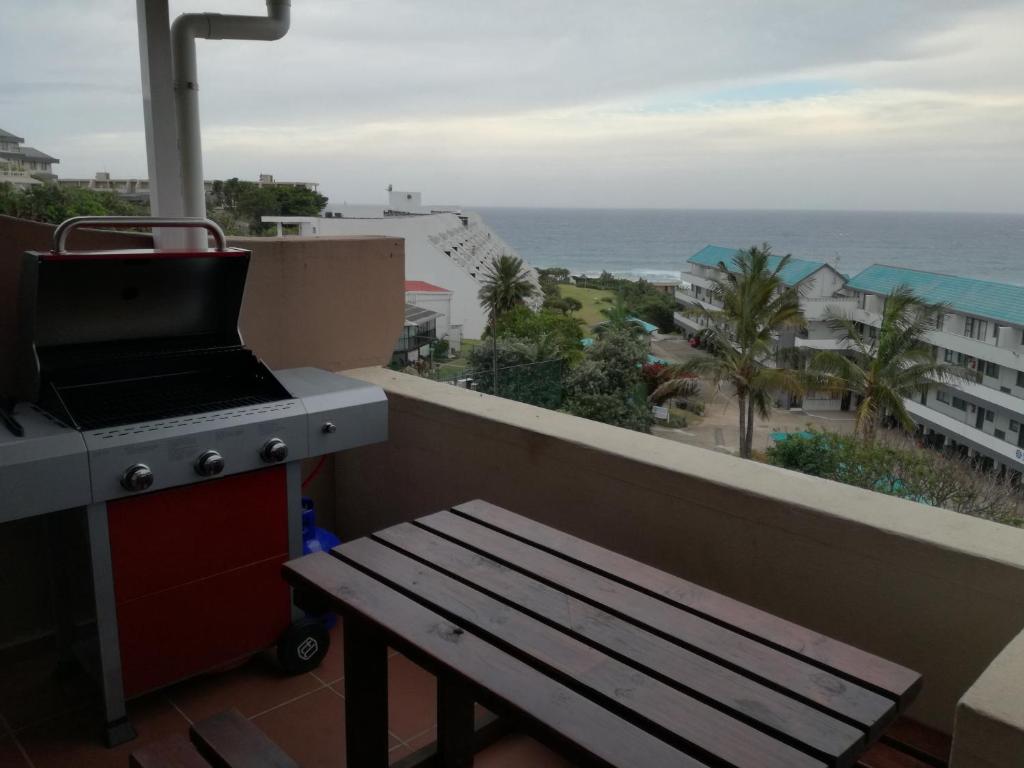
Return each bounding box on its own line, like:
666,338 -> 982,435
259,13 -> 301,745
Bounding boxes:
121,463 -> 154,492
261,437 -> 288,463
321,421 -> 337,434
195,450 -> 225,477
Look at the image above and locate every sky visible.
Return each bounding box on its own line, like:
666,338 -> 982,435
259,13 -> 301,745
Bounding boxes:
3,0 -> 1024,213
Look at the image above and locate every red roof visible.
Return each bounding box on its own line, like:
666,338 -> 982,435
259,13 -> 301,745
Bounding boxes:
405,280 -> 450,293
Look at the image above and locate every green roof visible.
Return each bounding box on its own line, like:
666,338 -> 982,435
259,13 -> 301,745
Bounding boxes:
688,245 -> 829,287
846,265 -> 1024,327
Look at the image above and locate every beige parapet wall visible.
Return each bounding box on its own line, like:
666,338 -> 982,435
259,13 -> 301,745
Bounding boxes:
334,367 -> 1024,740
231,235 -> 405,372
951,627 -> 1024,767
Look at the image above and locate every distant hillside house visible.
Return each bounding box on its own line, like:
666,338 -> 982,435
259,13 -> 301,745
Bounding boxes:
0,128 -> 60,189
405,280 -> 459,354
264,189 -> 541,339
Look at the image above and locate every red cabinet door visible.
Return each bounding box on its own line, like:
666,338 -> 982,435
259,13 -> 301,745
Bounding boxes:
106,467 -> 292,697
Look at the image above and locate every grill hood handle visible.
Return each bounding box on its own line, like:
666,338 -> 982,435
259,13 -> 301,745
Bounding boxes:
52,216 -> 227,254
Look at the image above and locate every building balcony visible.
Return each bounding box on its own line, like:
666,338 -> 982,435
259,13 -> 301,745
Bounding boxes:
674,289 -> 720,313
904,398 -> 1024,468
1,220 -> 1024,766
928,328 -> 1024,370
941,375 -> 1024,415
678,271 -> 717,291
801,295 -> 858,320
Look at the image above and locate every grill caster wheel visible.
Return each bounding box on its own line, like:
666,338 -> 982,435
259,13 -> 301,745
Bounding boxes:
277,617 -> 330,675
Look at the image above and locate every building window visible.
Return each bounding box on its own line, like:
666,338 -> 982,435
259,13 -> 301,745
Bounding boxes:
1012,420 -> 1020,432
936,389 -> 950,404
985,409 -> 994,422
1018,371 -> 1024,388
995,429 -> 1006,440
964,317 -> 975,336
984,361 -> 999,377
943,349 -> 954,363
976,320 -> 988,340
952,396 -> 967,411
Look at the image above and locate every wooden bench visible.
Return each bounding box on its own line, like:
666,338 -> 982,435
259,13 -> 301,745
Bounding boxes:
128,709 -> 296,768
128,713 -> 950,768
283,499 -> 924,768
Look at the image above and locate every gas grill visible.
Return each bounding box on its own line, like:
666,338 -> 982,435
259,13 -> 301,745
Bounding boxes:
0,217 -> 387,745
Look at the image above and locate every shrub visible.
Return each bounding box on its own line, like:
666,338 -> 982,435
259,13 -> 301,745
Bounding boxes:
767,431 -> 1023,525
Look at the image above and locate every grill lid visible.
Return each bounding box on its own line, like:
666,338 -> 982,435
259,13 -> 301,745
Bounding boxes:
10,217 -> 290,429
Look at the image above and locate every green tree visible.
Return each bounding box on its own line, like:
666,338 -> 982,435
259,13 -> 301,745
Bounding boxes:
631,292 -> 676,332
562,327 -> 653,432
767,431 -> 1022,526
0,183 -> 147,222
495,306 -> 584,363
811,285 -> 974,441
478,254 -> 538,390
669,244 -> 806,458
207,177 -> 327,234
647,369 -> 701,405
467,337 -> 562,408
478,254 -> 537,320
562,296 -> 583,315
596,293 -> 634,336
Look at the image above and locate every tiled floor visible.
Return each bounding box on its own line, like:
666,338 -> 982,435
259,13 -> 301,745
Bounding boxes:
0,623 -> 571,767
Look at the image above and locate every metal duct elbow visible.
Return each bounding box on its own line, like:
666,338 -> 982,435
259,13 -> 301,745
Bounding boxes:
170,0 -> 292,246
205,1 -> 291,41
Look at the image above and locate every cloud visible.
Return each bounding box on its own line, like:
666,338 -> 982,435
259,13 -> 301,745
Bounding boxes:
1,0 -> 1022,211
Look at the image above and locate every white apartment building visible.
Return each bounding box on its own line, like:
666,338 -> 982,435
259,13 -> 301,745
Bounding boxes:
843,265 -> 1024,477
0,128 -> 59,189
264,190 -> 540,339
675,245 -> 849,410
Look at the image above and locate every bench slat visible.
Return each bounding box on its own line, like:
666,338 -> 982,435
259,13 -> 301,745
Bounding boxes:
375,521 -> 865,766
419,509 -> 895,736
129,735 -> 209,768
340,537 -> 828,768
189,709 -> 298,768
284,551 -> 708,768
856,742 -> 931,767
452,500 -> 921,707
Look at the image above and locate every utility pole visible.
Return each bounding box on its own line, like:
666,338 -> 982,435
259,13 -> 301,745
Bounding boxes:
491,310 -> 499,396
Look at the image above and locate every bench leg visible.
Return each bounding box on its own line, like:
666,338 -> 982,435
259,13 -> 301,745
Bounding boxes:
437,672 -> 475,767
343,615 -> 389,768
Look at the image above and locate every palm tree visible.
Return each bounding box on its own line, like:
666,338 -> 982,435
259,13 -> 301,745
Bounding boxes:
596,293 -> 633,336
478,254 -> 537,392
478,254 -> 537,320
648,370 -> 701,404
811,285 -> 974,442
663,244 -> 806,458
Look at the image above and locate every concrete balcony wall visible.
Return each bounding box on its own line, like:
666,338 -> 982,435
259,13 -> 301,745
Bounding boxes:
0,215 -> 405,648
951,627 -> 1024,766
333,367 -> 1024,742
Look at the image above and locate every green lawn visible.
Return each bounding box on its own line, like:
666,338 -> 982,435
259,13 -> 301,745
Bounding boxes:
557,285 -> 615,332
431,338 -> 482,379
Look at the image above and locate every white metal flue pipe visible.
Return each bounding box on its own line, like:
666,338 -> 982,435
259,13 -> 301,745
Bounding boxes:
171,0 -> 291,249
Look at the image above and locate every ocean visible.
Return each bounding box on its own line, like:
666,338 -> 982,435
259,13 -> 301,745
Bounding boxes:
477,208 -> 1024,286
